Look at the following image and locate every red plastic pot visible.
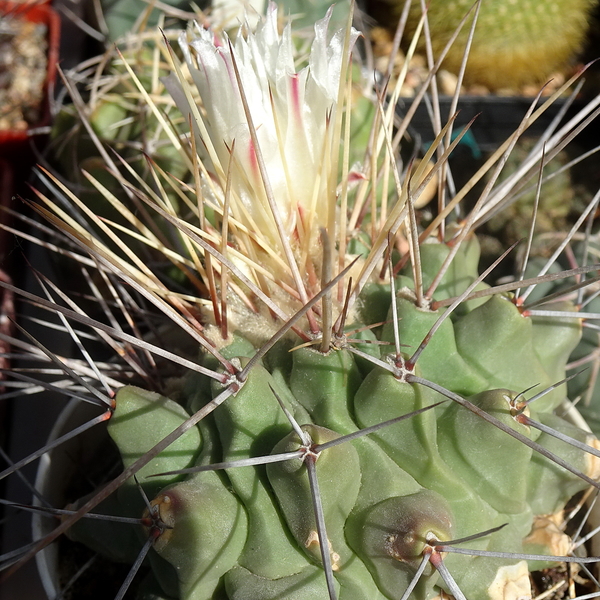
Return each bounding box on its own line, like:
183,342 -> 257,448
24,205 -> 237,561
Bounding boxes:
0,0 -> 60,160
0,158 -> 13,261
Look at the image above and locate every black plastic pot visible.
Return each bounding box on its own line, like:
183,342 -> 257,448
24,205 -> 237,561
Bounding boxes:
402,95 -> 595,153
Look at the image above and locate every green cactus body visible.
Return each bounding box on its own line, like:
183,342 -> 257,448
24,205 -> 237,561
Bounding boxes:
65,231 -> 600,600
225,563 -> 337,600
147,471 -> 248,600
436,389 -> 533,515
108,386 -> 203,513
289,347 -> 362,434
350,490 -> 452,599
267,424 -> 361,569
211,361 -> 312,579
382,296 -> 489,395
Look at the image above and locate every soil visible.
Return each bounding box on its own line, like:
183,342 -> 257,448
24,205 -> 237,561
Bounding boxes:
0,13 -> 48,130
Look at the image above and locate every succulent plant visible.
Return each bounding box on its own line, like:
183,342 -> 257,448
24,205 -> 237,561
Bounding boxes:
369,0 -> 597,90
4,3 -> 600,600
100,0 -> 197,41
49,30 -> 192,215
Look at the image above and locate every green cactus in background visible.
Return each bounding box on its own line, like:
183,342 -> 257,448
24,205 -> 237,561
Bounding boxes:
523,239 -> 600,439
482,138 -> 591,257
5,3 -> 600,600
368,0 -> 596,90
50,35 -> 190,213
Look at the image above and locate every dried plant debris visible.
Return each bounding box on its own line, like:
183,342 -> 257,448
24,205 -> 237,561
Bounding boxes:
0,16 -> 47,130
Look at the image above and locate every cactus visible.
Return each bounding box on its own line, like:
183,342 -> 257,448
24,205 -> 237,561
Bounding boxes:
369,0 -> 596,90
4,3 -> 600,600
49,32 -> 191,217
524,239 -> 600,438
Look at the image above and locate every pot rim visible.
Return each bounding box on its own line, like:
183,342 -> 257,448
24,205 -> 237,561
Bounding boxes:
32,398 -> 107,600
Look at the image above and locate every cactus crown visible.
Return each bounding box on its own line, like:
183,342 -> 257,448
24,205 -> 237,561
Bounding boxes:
4,3 -> 600,600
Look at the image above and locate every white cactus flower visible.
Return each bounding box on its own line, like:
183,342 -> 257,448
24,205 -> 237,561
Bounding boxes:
166,5 -> 359,265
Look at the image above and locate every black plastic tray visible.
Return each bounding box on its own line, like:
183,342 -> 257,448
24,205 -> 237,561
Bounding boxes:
400,95 -> 594,153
